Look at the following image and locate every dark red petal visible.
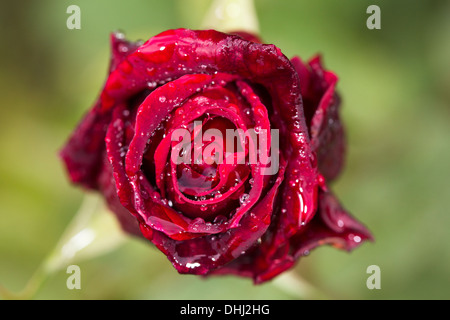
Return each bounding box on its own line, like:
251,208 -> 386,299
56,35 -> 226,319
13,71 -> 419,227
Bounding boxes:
284,184 -> 373,265
104,101 -> 191,240
147,158 -> 286,275
310,86 -> 345,182
229,31 -> 263,44
97,150 -> 142,237
292,55 -> 345,181
211,182 -> 372,284
109,31 -> 142,73
60,101 -> 109,189
104,103 -> 141,217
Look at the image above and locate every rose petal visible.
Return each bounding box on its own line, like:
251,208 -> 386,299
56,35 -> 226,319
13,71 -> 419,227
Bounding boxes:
145,157 -> 286,275
292,55 -> 345,181
211,182 -> 373,283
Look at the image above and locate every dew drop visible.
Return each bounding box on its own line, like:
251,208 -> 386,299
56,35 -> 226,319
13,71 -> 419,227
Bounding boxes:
186,262 -> 201,269
115,31 -> 126,40
146,67 -> 156,76
147,81 -> 157,88
152,192 -> 161,200
239,193 -> 250,206
350,234 -> 362,243
118,43 -> 129,53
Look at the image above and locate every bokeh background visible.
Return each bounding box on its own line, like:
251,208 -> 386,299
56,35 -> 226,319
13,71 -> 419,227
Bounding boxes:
0,0 -> 449,300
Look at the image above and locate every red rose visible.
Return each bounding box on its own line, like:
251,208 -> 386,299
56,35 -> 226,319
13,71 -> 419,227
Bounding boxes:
60,28 -> 372,283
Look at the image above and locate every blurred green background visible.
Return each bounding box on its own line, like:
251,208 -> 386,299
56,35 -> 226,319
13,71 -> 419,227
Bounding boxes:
0,0 -> 449,300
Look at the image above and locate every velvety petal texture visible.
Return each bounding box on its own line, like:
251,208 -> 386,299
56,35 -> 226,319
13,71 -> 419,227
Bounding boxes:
60,28 -> 372,283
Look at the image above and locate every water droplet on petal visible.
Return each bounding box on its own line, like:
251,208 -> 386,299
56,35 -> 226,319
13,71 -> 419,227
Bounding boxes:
118,43 -> 129,53
239,193 -> 250,206
147,81 -> 157,88
186,262 -> 201,269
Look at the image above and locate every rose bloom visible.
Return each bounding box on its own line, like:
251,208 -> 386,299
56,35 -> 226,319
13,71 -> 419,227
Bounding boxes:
60,29 -> 372,284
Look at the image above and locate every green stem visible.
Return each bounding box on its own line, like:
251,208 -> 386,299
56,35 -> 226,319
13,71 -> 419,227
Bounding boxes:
201,0 -> 259,33
0,193 -> 126,300
0,264 -> 47,300
272,270 -> 334,300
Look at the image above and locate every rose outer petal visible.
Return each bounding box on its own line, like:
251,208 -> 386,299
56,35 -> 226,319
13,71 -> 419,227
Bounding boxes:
210,181 -> 373,284
291,55 -> 345,181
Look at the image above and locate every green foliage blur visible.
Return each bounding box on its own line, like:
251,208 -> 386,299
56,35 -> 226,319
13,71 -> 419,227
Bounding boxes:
0,0 -> 449,300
